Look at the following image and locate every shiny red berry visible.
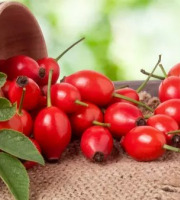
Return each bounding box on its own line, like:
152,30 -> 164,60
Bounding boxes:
37,58 -> 60,86
34,106 -> 71,161
69,102 -> 103,137
3,55 -> 39,82
18,109 -> 33,137
122,126 -> 166,161
0,113 -> 23,132
147,114 -> 179,144
64,70 -> 114,106
159,76 -> 180,102
104,102 -> 145,138
8,76 -> 41,110
155,99 -> 180,126
51,83 -> 87,114
80,126 -> 113,162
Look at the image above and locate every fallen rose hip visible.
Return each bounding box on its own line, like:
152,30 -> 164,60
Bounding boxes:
122,126 -> 167,161
147,114 -> 179,144
104,102 -> 145,138
3,55 -> 39,82
51,83 -> 88,114
34,69 -> 71,161
0,113 -> 23,132
155,99 -> 180,126
64,70 -> 114,106
8,76 -> 41,110
69,102 -> 103,137
80,126 -> 113,162
158,76 -> 180,102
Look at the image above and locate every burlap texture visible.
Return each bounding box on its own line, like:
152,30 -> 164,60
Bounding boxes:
1,92 -> 180,200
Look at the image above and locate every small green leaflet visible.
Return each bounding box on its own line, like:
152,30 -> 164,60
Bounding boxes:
0,98 -> 16,121
0,72 -> 7,87
0,152 -> 29,200
0,129 -> 45,165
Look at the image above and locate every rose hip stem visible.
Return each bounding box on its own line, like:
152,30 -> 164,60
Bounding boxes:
47,69 -> 53,107
140,69 -> 165,80
112,93 -> 153,112
159,64 -> 167,78
55,37 -> 85,62
167,130 -> 180,134
140,63 -> 167,80
136,55 -> 162,93
75,100 -> 88,107
163,144 -> 180,152
18,87 -> 26,115
92,121 -> 110,127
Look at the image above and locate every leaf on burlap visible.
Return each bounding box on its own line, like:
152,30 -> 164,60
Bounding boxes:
0,152 -> 29,200
0,129 -> 45,165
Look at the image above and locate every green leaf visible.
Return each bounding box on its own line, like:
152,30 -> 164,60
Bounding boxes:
0,152 -> 29,200
0,72 -> 7,87
0,129 -> 45,165
0,98 -> 17,121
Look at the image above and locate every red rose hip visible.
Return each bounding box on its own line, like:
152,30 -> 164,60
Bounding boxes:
81,126 -> 113,162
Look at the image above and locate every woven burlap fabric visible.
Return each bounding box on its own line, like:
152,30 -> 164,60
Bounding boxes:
1,141 -> 180,200
1,92 -> 180,200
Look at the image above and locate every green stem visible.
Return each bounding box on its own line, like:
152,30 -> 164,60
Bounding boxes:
47,69 -> 53,107
136,55 -> 162,93
159,64 -> 167,78
167,130 -> 180,135
140,69 -> 165,80
113,93 -> 154,112
143,114 -> 153,119
92,120 -> 110,127
55,37 -> 85,61
18,87 -> 26,115
75,100 -> 88,107
163,144 -> 180,152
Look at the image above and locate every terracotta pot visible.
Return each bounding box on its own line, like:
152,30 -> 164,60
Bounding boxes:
0,1 -> 47,60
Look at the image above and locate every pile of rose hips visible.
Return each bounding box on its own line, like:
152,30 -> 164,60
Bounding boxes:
1,47 -> 180,168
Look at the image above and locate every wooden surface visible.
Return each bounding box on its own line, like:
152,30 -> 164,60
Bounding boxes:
0,1 -> 47,60
114,80 -> 161,97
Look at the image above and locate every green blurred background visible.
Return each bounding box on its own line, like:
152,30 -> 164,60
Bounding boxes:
11,0 -> 180,81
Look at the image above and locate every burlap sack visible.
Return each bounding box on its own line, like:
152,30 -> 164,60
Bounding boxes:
1,92 -> 180,200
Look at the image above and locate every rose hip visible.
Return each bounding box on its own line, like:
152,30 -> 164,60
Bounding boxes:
8,76 -> 41,110
69,102 -> 103,137
147,114 -> 179,144
3,55 -> 39,82
80,126 -> 113,162
34,69 -> 71,161
104,102 -> 145,138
